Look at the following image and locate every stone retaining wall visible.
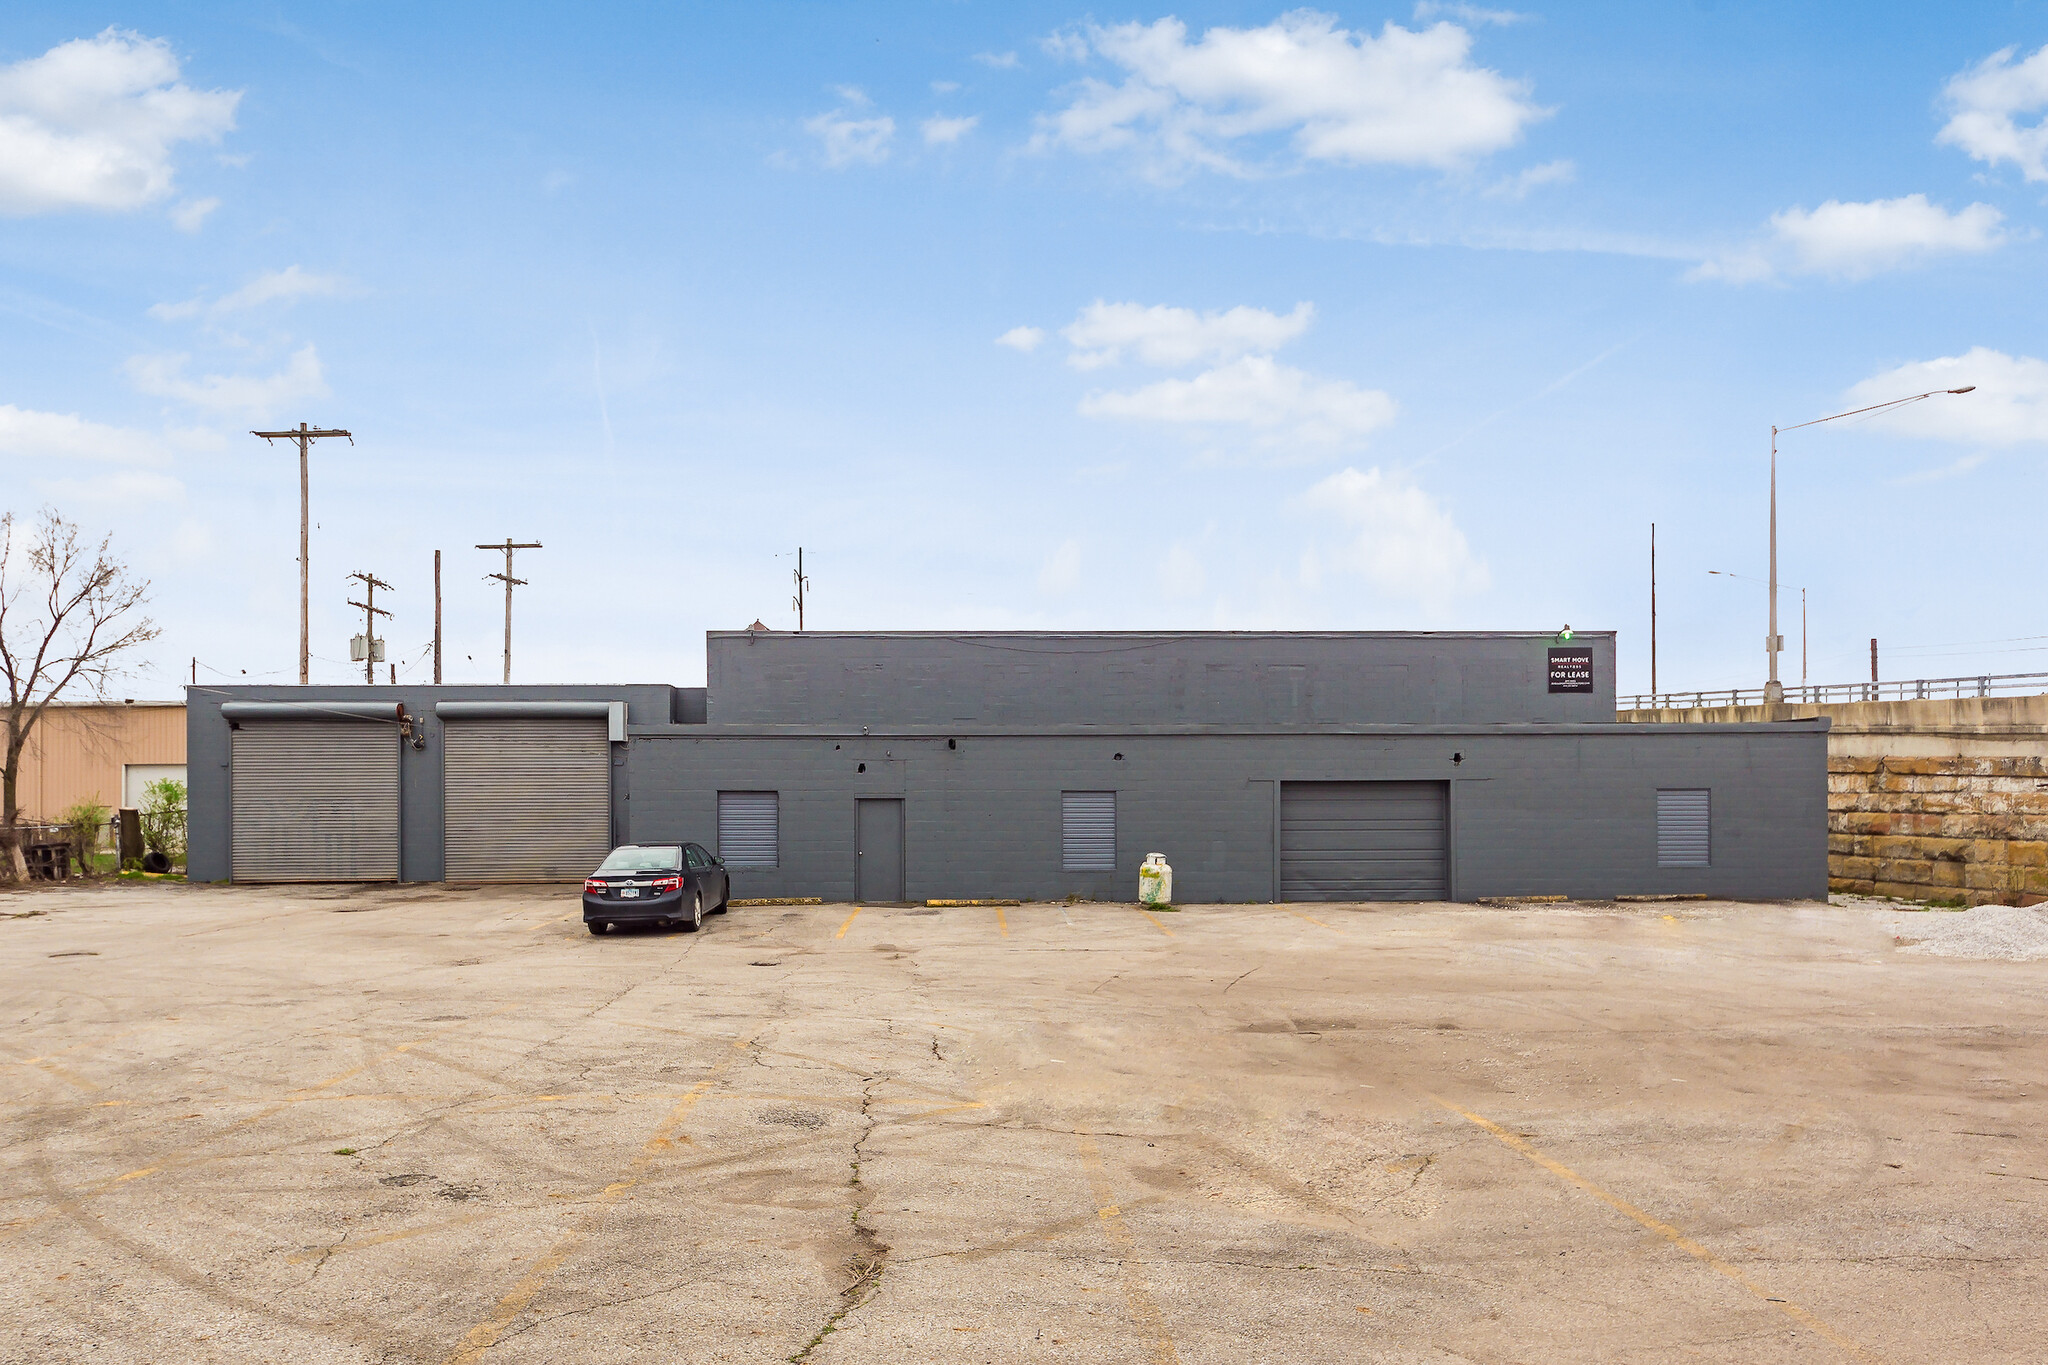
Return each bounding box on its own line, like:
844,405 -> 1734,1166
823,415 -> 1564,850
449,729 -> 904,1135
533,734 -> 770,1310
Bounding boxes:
1826,754 -> 2048,905
1620,694 -> 2048,906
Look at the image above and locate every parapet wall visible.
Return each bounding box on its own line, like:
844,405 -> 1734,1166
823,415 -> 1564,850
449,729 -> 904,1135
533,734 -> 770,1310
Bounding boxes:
1619,694 -> 2048,906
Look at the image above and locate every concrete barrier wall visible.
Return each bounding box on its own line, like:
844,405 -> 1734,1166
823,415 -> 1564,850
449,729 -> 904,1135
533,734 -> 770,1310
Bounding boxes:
1619,695 -> 2048,905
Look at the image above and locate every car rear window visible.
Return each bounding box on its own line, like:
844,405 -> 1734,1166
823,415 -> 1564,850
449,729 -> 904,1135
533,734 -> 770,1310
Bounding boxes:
598,846 -> 681,872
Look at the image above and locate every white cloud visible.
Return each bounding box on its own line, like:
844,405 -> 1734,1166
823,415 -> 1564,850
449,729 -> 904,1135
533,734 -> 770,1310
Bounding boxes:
1296,466 -> 1488,602
1686,247 -> 1774,285
151,264 -> 346,321
1038,538 -> 1083,593
36,470 -> 184,504
1413,2 -> 1528,24
1770,196 -> 2005,278
1062,300 -> 1314,369
1034,12 -> 1545,178
1081,355 -> 1396,446
0,28 -> 240,216
0,404 -> 168,464
1484,157 -> 1573,199
922,114 -> 979,145
170,195 -> 217,231
215,264 -> 344,312
974,51 -> 1022,69
1042,32 -> 1090,64
995,325 -> 1046,352
1692,195 -> 2007,283
932,80 -> 961,94
805,108 -> 895,166
126,343 -> 328,417
1939,44 -> 2048,181
1845,347 -> 2048,446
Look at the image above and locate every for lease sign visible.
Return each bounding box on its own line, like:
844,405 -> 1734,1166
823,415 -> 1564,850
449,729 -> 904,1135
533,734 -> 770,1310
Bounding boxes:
1548,648 -> 1594,693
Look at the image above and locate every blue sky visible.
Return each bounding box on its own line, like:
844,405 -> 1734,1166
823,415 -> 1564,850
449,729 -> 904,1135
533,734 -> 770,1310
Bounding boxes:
2,2 -> 2046,699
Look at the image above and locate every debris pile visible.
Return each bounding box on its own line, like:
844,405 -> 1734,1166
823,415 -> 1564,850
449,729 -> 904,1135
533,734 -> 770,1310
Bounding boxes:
1894,904 -> 2048,962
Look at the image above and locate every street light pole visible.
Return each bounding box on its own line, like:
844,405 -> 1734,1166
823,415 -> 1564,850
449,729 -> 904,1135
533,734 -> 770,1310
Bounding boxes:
1765,385 -> 1974,703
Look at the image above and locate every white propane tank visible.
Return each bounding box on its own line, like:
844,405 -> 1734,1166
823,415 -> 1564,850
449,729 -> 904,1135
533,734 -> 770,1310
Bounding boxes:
1138,852 -> 1173,907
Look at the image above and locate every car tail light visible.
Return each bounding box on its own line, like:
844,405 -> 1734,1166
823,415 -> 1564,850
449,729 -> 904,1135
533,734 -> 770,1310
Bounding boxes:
584,878 -> 607,894
651,875 -> 681,893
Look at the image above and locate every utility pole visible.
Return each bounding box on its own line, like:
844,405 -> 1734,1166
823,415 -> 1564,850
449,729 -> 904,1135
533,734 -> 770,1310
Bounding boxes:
1648,523 -> 1657,701
346,572 -> 393,684
1871,638 -> 1879,698
792,546 -> 809,631
251,422 -> 353,684
477,539 -> 541,683
433,550 -> 443,685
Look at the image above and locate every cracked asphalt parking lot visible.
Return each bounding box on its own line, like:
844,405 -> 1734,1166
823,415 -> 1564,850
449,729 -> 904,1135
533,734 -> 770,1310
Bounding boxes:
3,884 -> 2045,1364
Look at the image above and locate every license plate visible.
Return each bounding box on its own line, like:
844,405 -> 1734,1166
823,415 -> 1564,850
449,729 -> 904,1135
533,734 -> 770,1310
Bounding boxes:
619,888 -> 640,899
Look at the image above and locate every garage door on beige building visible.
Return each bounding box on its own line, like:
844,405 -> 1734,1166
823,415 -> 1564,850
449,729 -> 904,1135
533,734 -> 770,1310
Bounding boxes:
438,702 -> 622,883
230,717 -> 400,882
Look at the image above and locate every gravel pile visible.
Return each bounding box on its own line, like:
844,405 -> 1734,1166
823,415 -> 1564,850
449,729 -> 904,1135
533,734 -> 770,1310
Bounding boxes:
1892,904 -> 2048,962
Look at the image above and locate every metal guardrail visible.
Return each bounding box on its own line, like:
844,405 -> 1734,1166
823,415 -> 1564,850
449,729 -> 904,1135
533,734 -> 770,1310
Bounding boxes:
1621,671 -> 2048,712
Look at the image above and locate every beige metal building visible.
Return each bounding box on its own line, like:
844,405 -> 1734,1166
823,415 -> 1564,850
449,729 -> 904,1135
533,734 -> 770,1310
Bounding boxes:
13,701 -> 186,821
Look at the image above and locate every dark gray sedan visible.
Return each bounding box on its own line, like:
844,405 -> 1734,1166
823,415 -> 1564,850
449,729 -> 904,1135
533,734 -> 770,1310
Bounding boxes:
582,843 -> 730,934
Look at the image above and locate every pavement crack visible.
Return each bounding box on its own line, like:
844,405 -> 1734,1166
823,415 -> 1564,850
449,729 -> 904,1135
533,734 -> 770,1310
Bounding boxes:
788,1074 -> 891,1363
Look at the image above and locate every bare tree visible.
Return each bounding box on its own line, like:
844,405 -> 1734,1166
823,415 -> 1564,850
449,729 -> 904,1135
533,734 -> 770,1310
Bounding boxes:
0,509 -> 159,880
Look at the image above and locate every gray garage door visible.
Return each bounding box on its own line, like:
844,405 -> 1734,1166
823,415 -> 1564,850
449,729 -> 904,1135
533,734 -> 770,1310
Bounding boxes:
444,719 -> 611,882
232,721 -> 400,882
1280,781 -> 1449,901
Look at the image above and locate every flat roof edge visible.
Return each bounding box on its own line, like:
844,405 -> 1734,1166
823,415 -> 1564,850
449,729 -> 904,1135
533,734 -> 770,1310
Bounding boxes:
707,629 -> 1616,641
626,720 -> 1824,738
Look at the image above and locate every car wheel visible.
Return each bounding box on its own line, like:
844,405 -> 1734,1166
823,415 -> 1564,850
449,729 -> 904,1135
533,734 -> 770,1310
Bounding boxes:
712,885 -> 729,914
587,922 -> 606,936
682,893 -> 703,932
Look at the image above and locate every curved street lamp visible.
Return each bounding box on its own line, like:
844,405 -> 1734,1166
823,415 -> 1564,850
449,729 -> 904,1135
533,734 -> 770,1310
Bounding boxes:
1764,386 -> 1974,703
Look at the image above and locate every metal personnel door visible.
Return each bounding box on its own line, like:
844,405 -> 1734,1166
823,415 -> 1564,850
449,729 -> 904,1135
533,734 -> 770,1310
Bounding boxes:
443,718 -> 611,882
855,799 -> 905,903
1280,780 -> 1448,901
232,721 -> 399,882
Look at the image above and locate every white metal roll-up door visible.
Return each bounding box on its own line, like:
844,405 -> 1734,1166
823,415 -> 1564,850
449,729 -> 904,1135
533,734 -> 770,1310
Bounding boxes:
232,722 -> 399,882
443,718 -> 611,882
1657,789 -> 1710,866
1280,780 -> 1448,901
1061,791 -> 1117,872
717,792 -> 779,868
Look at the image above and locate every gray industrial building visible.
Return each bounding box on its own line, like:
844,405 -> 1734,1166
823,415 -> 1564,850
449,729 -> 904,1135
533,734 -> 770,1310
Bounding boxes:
186,630 -> 1829,902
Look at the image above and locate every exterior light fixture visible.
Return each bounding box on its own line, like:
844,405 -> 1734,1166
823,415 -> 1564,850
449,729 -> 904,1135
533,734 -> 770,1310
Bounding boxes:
1553,625 -> 1575,644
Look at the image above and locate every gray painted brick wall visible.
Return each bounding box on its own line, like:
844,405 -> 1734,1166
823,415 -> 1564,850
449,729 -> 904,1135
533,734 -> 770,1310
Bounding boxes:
705,631 -> 1618,727
624,725 -> 1826,904
184,635 -> 1824,904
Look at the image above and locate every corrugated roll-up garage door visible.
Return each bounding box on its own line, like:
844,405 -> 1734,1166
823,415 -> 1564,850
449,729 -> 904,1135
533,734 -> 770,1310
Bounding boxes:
232,722 -> 399,882
444,718 -> 611,882
717,792 -> 780,868
1061,791 -> 1117,871
1657,789 -> 1710,866
1280,780 -> 1448,901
